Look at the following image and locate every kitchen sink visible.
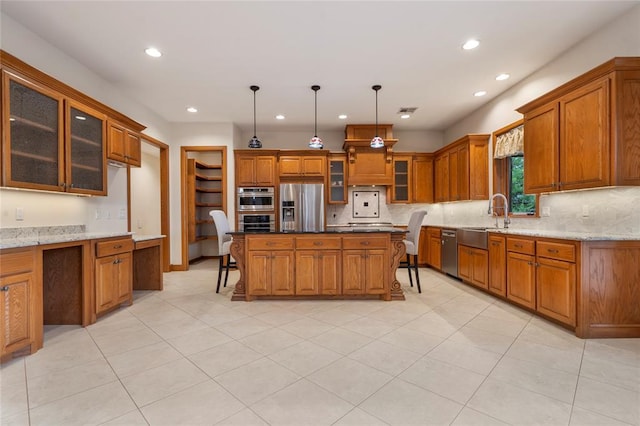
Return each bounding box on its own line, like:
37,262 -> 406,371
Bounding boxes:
457,227 -> 488,249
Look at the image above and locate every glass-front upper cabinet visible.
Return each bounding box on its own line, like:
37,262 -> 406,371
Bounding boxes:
66,101 -> 106,194
2,71 -> 107,195
328,154 -> 347,204
3,72 -> 64,191
390,156 -> 411,203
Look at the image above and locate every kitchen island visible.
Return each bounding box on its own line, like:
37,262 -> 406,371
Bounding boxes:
229,229 -> 407,301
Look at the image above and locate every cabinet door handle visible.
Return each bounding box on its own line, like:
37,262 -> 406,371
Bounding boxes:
547,249 -> 559,254
527,261 -> 533,266
491,242 -> 500,246
514,244 -> 523,248
113,245 -> 123,249
266,242 -> 276,246
360,241 -> 370,246
113,258 -> 121,264
0,286 -> 9,292
313,241 -> 323,246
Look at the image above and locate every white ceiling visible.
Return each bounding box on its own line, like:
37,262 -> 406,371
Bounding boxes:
1,1 -> 635,134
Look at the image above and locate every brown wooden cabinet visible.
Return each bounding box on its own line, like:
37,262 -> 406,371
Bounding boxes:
487,234 -> 507,297
418,226 -> 429,266
328,153 -> 347,204
246,236 -> 295,296
412,153 -> 434,203
535,240 -> 577,327
390,155 -> 411,203
506,236 -> 536,310
458,245 -> 488,290
279,153 -> 327,178
434,153 -> 449,202
234,150 -> 277,187
107,120 -> 141,167
426,227 -> 442,270
94,237 -> 134,316
295,236 -> 341,295
0,248 -> 39,360
1,52 -> 146,195
434,134 -> 489,202
2,70 -> 108,195
341,235 -> 389,295
518,57 -> 640,193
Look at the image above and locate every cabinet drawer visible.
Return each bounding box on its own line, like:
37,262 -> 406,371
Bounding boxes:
0,249 -> 34,276
96,238 -> 134,257
247,237 -> 294,250
296,237 -> 341,250
342,235 -> 388,250
507,237 -> 535,255
537,240 -> 576,262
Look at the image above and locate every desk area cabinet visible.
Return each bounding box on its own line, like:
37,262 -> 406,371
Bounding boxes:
94,237 -> 134,316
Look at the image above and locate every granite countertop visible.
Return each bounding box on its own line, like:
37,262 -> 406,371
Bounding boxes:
231,227 -> 407,235
0,226 -> 134,250
424,224 -> 639,241
485,228 -> 640,241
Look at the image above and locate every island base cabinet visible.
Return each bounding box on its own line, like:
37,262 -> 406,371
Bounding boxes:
342,249 -> 388,295
295,251 -> 341,295
247,251 -> 295,296
536,257 -> 576,327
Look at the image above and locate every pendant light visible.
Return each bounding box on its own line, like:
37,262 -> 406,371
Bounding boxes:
309,85 -> 323,149
370,85 -> 384,148
248,85 -> 262,149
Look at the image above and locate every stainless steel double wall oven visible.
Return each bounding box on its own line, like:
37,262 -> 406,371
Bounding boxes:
237,187 -> 276,232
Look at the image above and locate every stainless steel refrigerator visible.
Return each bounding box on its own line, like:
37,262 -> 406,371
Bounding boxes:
280,183 -> 324,232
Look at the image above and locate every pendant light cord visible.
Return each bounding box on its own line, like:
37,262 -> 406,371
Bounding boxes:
314,89 -> 318,137
253,89 -> 257,137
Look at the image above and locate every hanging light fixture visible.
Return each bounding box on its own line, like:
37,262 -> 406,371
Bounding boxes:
309,85 -> 323,149
248,85 -> 262,149
370,85 -> 384,148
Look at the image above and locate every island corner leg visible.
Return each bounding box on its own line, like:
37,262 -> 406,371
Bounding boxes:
390,233 -> 406,300
230,235 -> 247,301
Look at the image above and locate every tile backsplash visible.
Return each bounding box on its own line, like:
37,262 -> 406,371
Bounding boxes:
327,186 -> 640,236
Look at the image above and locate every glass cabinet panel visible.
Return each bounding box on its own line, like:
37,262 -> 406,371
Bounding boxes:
67,103 -> 105,194
392,158 -> 410,203
329,156 -> 347,204
5,75 -> 63,189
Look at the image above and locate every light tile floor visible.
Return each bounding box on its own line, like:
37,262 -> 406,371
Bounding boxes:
2,260 -> 639,426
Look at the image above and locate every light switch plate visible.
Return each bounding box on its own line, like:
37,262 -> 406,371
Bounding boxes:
352,191 -> 379,218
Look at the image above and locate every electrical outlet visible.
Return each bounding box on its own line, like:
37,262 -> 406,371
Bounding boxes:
16,207 -> 24,221
581,205 -> 589,217
119,208 -> 126,220
105,210 -> 111,219
95,209 -> 101,220
542,206 -> 551,217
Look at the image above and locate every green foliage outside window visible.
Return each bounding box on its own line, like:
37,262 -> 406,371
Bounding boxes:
509,156 -> 536,214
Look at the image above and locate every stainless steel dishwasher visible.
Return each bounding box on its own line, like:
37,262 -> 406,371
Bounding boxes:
441,228 -> 458,278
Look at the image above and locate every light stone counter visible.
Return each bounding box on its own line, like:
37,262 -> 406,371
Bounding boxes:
0,225 -> 132,249
421,224 -> 640,241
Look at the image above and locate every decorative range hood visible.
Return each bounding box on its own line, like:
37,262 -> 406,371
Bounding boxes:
343,124 -> 397,186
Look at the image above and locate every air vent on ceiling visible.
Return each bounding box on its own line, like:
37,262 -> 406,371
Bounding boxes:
397,107 -> 418,114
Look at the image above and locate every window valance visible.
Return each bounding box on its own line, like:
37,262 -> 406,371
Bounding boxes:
494,124 -> 524,159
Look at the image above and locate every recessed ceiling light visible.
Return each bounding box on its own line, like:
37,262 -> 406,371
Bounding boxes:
400,114 -> 411,119
338,114 -> 348,120
474,90 -> 487,97
496,73 -> 510,81
145,47 -> 162,58
275,114 -> 285,120
186,107 -> 198,113
462,39 -> 480,50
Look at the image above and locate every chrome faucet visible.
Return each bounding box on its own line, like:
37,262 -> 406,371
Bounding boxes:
488,193 -> 510,228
